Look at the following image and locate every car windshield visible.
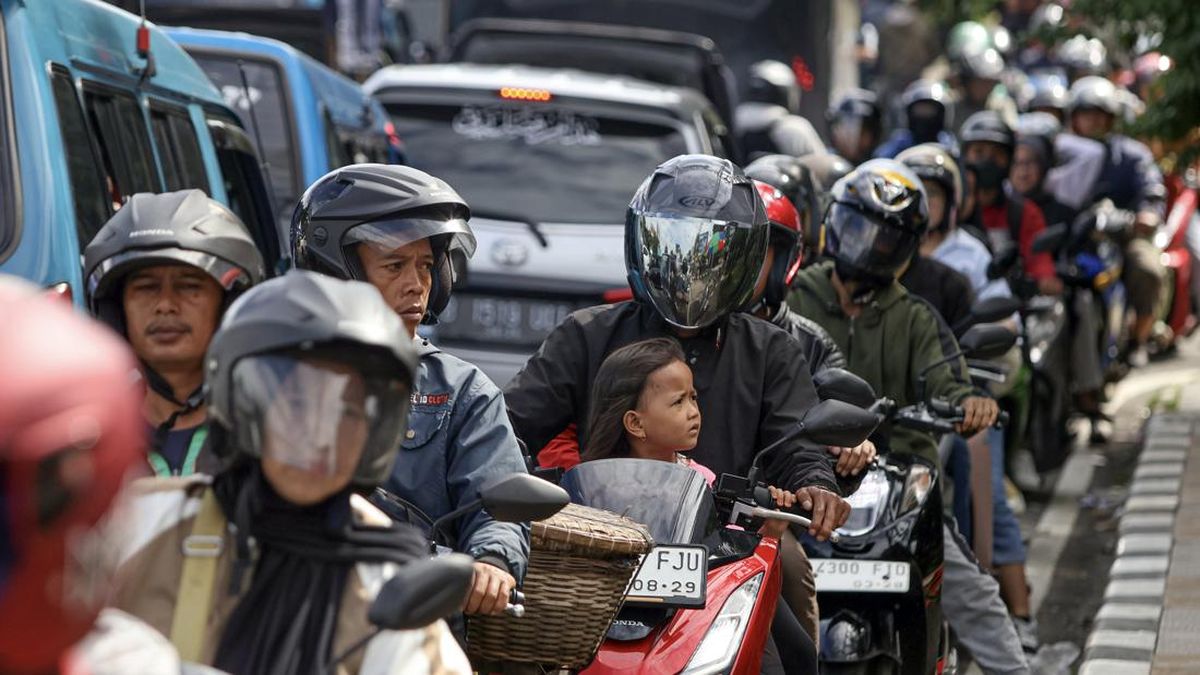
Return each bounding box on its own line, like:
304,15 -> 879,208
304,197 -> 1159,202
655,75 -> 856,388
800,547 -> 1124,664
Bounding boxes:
386,101 -> 689,224
190,54 -> 299,215
560,459 -> 717,545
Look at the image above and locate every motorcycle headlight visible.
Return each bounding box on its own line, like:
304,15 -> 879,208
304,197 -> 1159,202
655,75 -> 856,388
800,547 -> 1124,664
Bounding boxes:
682,573 -> 764,674
899,464 -> 933,514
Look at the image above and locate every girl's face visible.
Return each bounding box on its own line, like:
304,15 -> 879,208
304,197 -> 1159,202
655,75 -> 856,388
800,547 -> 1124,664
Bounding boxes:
624,360 -> 701,458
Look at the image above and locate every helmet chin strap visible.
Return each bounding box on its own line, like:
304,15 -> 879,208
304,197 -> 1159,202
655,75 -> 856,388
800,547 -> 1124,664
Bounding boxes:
141,361 -> 205,451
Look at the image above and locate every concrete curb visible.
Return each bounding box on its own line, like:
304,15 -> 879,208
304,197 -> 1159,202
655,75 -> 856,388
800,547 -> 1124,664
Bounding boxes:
1079,414 -> 1195,675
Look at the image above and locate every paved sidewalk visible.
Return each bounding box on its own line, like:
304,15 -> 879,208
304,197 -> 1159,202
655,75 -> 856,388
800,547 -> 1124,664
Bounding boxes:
1078,380 -> 1200,675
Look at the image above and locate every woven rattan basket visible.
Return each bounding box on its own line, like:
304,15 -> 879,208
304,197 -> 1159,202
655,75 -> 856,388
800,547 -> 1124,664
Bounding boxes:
467,502 -> 654,669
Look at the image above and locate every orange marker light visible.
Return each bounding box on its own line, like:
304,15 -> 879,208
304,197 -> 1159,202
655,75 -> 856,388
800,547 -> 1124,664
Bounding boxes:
498,87 -> 553,102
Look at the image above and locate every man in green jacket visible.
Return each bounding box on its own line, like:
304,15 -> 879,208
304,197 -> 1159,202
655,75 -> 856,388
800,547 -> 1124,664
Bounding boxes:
789,160 -> 1030,675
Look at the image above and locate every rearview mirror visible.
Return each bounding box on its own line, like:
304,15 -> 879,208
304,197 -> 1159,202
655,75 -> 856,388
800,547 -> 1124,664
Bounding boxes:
958,324 -> 1017,360
798,399 -> 881,448
1031,224 -> 1067,254
480,473 -> 570,523
368,554 -> 474,630
968,296 -> 1022,325
813,368 -> 877,409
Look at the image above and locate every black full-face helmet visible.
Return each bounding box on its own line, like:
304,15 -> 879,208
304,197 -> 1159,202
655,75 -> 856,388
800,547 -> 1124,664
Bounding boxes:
291,164 -> 477,324
746,60 -> 802,114
821,159 -> 929,289
625,155 -> 769,330
205,270 -> 418,488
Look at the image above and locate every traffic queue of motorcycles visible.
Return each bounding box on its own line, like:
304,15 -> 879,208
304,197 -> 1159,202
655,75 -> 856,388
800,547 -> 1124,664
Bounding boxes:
2,2 -> 1198,675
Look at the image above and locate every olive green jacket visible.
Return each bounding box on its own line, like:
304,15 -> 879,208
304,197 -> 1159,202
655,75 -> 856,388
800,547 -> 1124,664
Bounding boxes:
787,261 -> 976,462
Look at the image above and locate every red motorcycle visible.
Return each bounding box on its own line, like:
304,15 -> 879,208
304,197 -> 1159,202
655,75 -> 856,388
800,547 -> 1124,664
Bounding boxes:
1157,171 -> 1198,350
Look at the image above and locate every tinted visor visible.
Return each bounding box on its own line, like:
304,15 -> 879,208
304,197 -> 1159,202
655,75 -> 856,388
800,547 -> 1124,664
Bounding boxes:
231,354 -> 410,482
87,248 -> 251,301
825,203 -> 919,280
631,214 -> 766,330
344,217 -> 477,259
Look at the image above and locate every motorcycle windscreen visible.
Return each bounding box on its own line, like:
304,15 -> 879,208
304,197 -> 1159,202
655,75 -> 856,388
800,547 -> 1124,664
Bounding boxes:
561,459 -> 718,546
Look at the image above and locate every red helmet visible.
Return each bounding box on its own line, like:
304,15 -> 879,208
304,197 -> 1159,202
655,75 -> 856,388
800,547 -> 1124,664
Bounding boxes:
0,276 -> 144,672
752,180 -> 804,308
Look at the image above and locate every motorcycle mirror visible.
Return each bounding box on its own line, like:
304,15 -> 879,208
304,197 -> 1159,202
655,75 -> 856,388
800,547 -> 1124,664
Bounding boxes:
480,473 -> 570,523
368,554 -> 475,630
958,324 -> 1017,360
1032,223 -> 1068,254
813,368 -> 877,409
968,296 -> 1023,325
794,399 -> 881,448
987,246 -> 1020,280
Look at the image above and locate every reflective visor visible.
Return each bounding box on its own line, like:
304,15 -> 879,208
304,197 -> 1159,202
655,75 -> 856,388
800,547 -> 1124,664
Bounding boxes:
631,214 -> 766,330
343,218 -> 477,259
825,203 -> 919,279
87,248 -> 251,300
231,355 -> 409,479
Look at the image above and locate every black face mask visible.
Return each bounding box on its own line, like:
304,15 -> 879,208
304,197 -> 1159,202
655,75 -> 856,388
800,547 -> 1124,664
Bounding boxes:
909,116 -> 944,144
968,159 -> 1008,191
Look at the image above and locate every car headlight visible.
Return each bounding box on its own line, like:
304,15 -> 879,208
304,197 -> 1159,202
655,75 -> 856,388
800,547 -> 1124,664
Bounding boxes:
682,573 -> 764,674
900,464 -> 933,514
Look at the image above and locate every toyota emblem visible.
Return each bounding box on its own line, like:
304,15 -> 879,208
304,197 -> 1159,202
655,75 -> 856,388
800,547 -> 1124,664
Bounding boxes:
491,239 -> 530,267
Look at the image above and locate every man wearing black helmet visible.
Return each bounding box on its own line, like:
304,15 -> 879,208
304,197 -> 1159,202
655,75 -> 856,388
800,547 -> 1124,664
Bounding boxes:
111,271 -> 471,674
292,164 -> 530,617
736,60 -> 827,160
875,79 -> 959,159
83,189 -> 266,477
787,160 -> 1031,674
826,89 -> 883,165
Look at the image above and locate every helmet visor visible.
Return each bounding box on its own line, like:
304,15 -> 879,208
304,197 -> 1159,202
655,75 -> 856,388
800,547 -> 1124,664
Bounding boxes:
631,214 -> 766,330
231,354 -> 410,482
825,203 -> 919,280
344,217 -> 477,259
87,248 -> 251,301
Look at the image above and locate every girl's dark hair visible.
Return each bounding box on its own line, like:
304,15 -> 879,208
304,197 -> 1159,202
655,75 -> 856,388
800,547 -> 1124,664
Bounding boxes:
583,337 -> 687,462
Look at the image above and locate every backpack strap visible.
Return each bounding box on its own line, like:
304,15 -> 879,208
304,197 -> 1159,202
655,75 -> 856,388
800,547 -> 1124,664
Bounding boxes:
170,488 -> 226,661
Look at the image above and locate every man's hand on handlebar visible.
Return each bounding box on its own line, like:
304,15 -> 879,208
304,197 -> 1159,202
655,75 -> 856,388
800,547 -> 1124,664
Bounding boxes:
758,486 -> 797,538
464,561 -> 517,616
794,486 -> 851,542
828,440 -> 877,477
957,396 -> 1000,436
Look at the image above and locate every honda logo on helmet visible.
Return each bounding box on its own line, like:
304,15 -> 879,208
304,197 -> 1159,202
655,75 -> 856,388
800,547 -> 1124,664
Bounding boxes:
491,239 -> 530,267
679,195 -> 717,208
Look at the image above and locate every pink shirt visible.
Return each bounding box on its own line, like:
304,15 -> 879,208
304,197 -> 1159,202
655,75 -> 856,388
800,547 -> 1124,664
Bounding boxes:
682,457 -> 717,487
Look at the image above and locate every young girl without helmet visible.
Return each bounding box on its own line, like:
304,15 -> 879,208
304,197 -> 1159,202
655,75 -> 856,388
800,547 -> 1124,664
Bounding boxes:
109,271 -> 470,675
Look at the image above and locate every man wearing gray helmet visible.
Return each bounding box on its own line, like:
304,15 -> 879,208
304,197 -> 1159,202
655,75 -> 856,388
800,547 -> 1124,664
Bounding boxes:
292,164 -> 530,617
83,189 -> 266,477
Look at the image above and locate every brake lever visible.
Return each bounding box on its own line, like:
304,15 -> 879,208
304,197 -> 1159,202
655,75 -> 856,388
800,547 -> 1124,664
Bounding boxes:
504,589 -> 526,618
731,501 -> 842,543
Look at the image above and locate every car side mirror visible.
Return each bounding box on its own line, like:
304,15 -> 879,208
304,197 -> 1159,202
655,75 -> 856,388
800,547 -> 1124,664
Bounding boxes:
1032,223 -> 1068,254
368,554 -> 475,630
813,368 -> 877,409
958,324 -> 1017,360
480,473 -> 570,523
797,399 -> 881,448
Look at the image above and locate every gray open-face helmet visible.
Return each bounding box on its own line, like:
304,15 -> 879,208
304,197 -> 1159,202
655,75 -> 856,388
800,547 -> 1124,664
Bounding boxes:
291,164 -> 476,324
205,270 -> 418,488
625,155 -> 769,330
83,189 -> 266,335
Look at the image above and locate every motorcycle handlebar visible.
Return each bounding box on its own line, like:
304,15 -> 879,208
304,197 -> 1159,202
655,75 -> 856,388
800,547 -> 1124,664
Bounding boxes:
746,505 -> 841,544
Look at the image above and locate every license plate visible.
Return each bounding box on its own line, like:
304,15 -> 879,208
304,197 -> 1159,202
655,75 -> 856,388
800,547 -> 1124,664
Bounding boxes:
813,559 -> 911,593
435,294 -> 584,348
625,545 -> 708,608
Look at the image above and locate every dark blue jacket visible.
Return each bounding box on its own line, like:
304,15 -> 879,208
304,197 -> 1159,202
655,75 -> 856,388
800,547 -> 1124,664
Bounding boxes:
1091,135 -> 1165,218
385,338 -> 530,579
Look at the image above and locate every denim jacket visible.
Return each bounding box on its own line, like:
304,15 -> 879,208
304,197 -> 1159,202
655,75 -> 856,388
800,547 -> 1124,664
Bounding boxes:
385,338 -> 530,579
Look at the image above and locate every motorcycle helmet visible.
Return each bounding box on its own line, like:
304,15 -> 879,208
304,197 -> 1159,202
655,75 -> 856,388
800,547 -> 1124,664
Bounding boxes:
826,89 -> 883,162
625,155 -> 769,330
744,154 -> 820,239
751,180 -> 804,308
1025,72 -> 1069,117
83,189 -> 266,337
946,21 -> 992,66
821,159 -> 929,288
960,111 -> 1017,153
206,270 -> 418,488
959,47 -> 1006,83
1016,111 -> 1062,169
0,276 -> 144,672
291,164 -> 477,324
746,60 -> 802,114
1056,35 -> 1108,80
1067,75 -> 1121,117
900,80 -> 952,144
896,143 -> 963,231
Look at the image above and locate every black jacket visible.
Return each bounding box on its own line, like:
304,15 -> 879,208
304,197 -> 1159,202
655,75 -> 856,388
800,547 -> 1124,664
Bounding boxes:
504,301 -> 841,494
900,255 -> 976,328
767,304 -> 847,374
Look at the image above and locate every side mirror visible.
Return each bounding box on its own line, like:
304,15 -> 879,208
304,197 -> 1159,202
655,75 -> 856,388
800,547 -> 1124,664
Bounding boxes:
987,246 -> 1019,280
813,368 -> 877,409
368,554 -> 475,630
968,296 -> 1022,325
958,324 -> 1017,360
480,473 -> 570,523
1032,223 -> 1068,254
798,399 -> 881,448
